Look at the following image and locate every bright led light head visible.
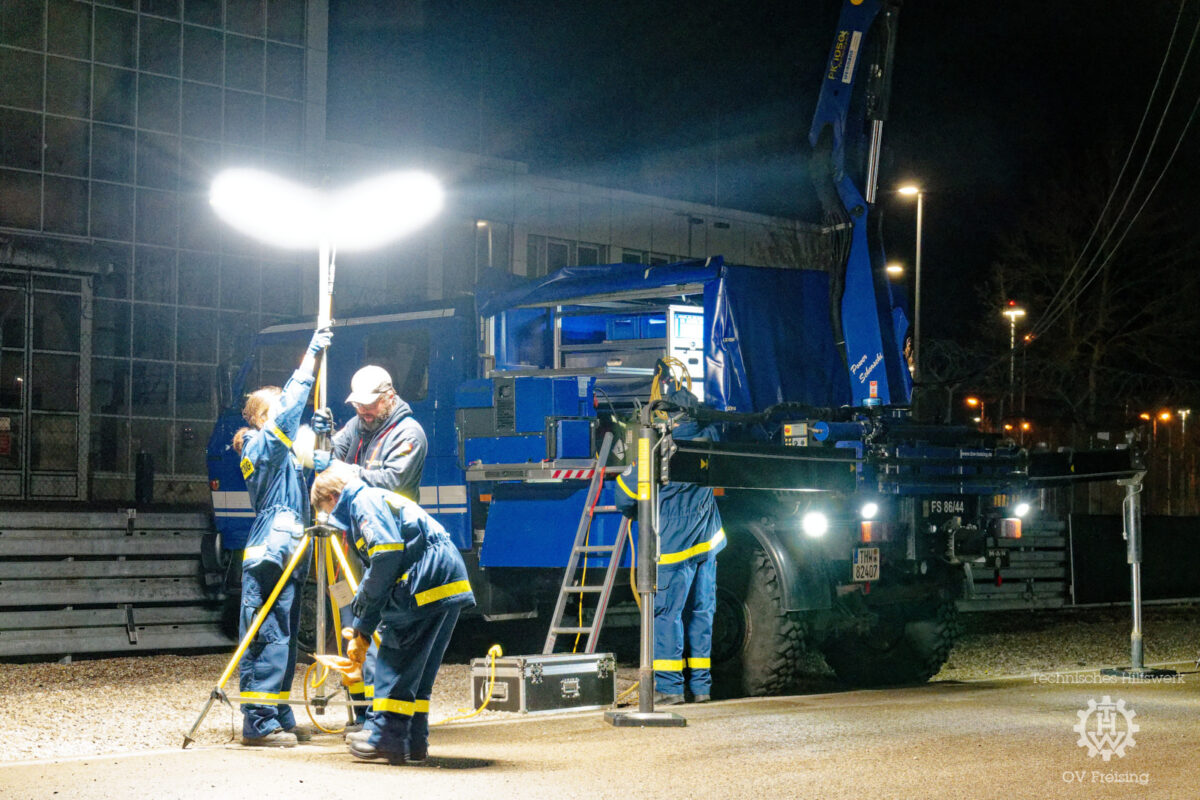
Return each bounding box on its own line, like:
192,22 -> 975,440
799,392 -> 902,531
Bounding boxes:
209,168 -> 444,251
860,502 -> 879,520
802,511 -> 829,538
1014,502 -> 1031,518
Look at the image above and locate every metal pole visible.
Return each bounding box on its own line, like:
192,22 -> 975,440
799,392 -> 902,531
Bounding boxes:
912,191 -> 923,384
1008,317 -> 1016,410
1102,473 -> 1175,679
636,421 -> 658,714
605,405 -> 684,728
1124,476 -> 1145,670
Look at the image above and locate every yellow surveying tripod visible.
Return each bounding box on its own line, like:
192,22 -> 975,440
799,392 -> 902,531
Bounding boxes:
181,519 -> 375,748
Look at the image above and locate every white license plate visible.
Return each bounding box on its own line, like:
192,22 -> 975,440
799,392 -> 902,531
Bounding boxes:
852,547 -> 880,582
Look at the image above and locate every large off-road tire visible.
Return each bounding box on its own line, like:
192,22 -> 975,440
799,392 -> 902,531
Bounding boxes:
819,598 -> 961,687
711,542 -> 805,698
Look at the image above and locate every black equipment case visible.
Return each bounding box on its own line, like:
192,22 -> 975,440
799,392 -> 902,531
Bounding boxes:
470,652 -> 617,714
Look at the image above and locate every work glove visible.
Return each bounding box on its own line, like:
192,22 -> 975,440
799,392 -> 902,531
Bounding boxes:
307,327 -> 333,357
313,450 -> 332,472
343,627 -> 370,665
310,407 -> 334,435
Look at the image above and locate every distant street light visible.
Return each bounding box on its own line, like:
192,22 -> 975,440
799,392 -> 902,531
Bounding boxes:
965,395 -> 986,430
1002,300 -> 1026,412
897,184 -> 924,383
886,262 -> 904,278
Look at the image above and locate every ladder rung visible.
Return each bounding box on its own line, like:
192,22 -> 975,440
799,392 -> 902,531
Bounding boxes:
575,544 -> 616,553
591,505 -> 621,514
551,626 -> 593,634
564,586 -> 605,593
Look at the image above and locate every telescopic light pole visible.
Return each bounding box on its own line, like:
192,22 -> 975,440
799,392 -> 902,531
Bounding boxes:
208,166 -> 442,704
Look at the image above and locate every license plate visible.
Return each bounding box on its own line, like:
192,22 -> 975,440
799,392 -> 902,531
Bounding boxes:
852,547 -> 880,582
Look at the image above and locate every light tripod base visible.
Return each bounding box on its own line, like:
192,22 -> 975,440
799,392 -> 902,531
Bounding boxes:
1100,667 -> 1178,679
604,710 -> 687,728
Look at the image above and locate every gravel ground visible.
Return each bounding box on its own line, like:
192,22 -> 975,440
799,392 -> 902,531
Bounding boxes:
1,604 -> 1197,763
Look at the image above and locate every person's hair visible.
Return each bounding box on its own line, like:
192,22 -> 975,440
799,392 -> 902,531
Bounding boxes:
232,427 -> 252,455
232,386 -> 282,454
311,460 -> 358,512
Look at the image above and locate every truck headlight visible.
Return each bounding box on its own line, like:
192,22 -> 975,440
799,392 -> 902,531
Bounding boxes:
1013,501 -> 1031,518
860,502 -> 879,520
802,511 -> 829,538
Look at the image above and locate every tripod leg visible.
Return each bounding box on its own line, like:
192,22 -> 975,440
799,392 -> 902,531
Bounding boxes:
181,534 -> 313,748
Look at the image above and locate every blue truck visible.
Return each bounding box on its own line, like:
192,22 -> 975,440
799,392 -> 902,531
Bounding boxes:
206,255 -> 1137,696
205,0 -> 1139,696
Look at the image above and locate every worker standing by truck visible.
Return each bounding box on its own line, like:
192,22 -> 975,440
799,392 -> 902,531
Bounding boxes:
311,461 -> 474,765
231,326 -> 332,746
311,364 -> 429,730
616,386 -> 726,704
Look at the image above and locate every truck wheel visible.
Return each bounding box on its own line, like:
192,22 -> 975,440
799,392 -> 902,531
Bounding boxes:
819,598 -> 960,687
712,542 -> 805,698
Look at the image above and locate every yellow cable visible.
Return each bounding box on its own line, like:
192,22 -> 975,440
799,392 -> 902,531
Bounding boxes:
650,356 -> 692,419
615,682 -> 639,705
433,644 -> 503,725
302,662 -> 351,734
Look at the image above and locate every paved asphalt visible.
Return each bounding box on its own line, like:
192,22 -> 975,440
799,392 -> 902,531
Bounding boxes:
2,671 -> 1196,800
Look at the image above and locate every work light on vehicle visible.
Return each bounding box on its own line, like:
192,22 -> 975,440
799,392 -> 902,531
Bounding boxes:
802,511 -> 829,538
860,502 -> 879,519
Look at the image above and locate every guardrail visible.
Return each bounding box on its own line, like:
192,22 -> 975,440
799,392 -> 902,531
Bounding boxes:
0,509 -> 233,660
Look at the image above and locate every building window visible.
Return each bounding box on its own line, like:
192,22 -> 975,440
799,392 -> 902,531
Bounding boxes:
526,235 -> 609,277
474,220 -> 511,274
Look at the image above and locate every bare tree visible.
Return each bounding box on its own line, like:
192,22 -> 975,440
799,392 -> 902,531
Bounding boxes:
984,149 -> 1200,428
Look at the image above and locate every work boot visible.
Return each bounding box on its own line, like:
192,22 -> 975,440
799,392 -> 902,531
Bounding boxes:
347,738 -> 405,765
286,724 -> 315,742
407,743 -> 428,764
691,694 -> 711,703
343,722 -> 364,734
241,730 -> 298,748
345,729 -> 371,743
653,692 -> 685,706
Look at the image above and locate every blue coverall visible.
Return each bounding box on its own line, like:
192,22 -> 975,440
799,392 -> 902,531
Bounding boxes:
329,479 -> 475,758
237,369 -> 315,738
616,397 -> 726,698
331,398 -> 428,722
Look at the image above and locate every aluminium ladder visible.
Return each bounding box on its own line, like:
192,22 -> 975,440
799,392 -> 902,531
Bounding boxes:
543,432 -> 632,654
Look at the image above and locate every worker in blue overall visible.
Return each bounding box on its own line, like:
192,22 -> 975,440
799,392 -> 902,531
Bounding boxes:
311,364 -> 428,730
616,386 -> 726,704
311,462 -> 474,764
231,326 -> 332,746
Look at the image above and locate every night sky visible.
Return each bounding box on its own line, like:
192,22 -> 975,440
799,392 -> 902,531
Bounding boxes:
326,0 -> 1198,343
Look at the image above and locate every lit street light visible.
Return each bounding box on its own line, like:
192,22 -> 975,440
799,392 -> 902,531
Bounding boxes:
886,262 -> 904,278
965,395 -> 985,430
1002,300 -> 1026,413
897,184 -> 923,383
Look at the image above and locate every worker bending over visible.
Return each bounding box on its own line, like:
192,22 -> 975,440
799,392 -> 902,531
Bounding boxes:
311,462 -> 474,765
311,365 -> 429,728
231,326 -> 332,746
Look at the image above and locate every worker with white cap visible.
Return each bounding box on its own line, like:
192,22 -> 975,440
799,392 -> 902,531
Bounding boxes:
312,365 -> 427,501
311,364 -> 429,730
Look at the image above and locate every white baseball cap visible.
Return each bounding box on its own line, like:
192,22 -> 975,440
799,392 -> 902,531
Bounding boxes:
345,365 -> 393,405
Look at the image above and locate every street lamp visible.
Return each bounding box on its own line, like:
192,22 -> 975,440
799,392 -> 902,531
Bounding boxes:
897,184 -> 923,382
886,262 -> 904,278
1001,300 -> 1026,411
965,395 -> 985,430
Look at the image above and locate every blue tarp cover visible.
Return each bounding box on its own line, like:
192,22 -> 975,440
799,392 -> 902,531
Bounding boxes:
477,258 -> 851,412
